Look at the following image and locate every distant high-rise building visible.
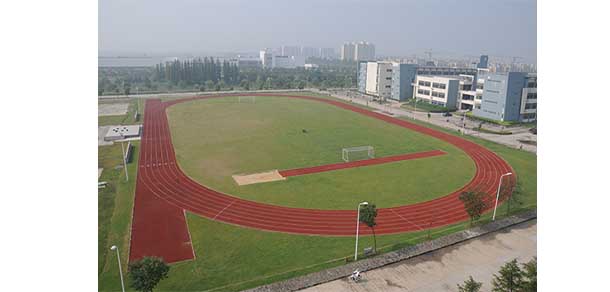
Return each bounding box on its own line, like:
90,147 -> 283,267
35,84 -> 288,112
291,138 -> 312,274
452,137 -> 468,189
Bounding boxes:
259,49 -> 273,69
342,41 -> 375,61
478,55 -> 489,69
341,43 -> 356,61
319,48 -> 336,59
281,46 -> 301,57
301,47 -> 318,58
354,41 -> 375,61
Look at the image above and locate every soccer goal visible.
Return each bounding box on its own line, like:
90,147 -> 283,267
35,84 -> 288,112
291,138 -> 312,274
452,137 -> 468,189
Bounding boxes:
238,96 -> 256,103
342,146 -> 375,162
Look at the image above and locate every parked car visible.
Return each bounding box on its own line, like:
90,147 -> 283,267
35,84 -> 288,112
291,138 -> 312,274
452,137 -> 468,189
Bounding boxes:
442,112 -> 452,117
529,127 -> 537,134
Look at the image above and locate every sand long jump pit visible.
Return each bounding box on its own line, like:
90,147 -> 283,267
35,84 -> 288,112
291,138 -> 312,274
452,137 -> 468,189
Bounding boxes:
232,170 -> 286,186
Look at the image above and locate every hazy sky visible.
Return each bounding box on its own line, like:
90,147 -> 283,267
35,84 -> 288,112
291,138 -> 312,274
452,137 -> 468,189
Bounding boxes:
99,0 -> 536,61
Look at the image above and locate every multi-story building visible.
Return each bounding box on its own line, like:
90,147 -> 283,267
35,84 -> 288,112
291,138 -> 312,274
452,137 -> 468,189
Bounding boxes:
416,66 -> 477,76
259,49 -> 273,69
281,46 -> 301,57
472,72 -> 537,122
355,41 -> 375,61
319,48 -> 336,59
478,55 -> 489,69
456,74 -> 479,110
301,47 -> 318,58
341,43 -> 355,61
412,75 -> 460,109
358,61 -> 417,101
364,61 -> 393,100
231,57 -> 262,69
273,55 -> 293,68
271,55 -> 305,69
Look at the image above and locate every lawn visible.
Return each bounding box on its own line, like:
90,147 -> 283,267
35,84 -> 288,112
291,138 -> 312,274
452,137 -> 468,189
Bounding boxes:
98,142 -> 140,291
98,92 -> 536,292
166,95 -> 475,209
401,98 -> 455,112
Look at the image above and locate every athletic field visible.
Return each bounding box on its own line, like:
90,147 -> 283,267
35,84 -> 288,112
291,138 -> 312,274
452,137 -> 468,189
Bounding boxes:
99,92 -> 536,291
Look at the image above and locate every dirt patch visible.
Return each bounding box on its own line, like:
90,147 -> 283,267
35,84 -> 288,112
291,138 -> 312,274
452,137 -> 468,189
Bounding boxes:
99,103 -> 129,116
232,170 -> 286,186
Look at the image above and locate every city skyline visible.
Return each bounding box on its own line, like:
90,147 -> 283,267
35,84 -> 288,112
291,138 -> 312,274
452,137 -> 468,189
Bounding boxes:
99,0 -> 537,63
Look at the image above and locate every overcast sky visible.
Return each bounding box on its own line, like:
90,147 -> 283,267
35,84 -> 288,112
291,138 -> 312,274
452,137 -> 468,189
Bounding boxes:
99,0 -> 536,62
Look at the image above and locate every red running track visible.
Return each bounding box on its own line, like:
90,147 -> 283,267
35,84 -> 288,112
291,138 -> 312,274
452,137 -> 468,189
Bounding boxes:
129,93 -> 515,263
278,150 -> 447,177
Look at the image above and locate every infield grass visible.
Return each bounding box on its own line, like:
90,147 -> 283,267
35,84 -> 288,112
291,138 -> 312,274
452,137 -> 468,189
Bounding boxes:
167,95 -> 475,209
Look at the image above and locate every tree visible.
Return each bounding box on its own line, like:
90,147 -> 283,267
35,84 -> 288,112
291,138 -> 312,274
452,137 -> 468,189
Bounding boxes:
128,257 -> 170,292
359,203 -> 378,253
492,259 -> 524,292
459,191 -> 487,225
521,257 -> 537,292
457,276 -> 483,292
205,80 -> 215,91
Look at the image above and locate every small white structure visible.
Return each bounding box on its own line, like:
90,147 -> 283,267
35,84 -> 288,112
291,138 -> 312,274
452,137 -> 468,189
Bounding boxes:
104,125 -> 141,141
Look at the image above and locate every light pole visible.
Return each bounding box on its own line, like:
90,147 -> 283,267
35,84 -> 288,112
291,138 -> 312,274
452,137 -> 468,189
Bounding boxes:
110,245 -> 126,292
354,201 -> 369,261
120,137 -> 129,182
492,172 -> 513,221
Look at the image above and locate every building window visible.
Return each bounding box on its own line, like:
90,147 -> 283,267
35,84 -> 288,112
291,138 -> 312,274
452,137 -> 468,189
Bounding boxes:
525,103 -> 537,110
386,77 -> 392,80
432,82 -> 446,89
527,92 -> 537,99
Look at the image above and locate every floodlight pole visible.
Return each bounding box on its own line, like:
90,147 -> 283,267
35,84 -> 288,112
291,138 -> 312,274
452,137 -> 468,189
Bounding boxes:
354,201 -> 369,261
110,245 -> 126,292
120,139 -> 128,182
492,172 -> 513,220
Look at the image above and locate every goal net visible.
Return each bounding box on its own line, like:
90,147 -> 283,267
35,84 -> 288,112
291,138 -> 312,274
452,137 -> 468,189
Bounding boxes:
238,96 -> 256,103
342,146 -> 374,162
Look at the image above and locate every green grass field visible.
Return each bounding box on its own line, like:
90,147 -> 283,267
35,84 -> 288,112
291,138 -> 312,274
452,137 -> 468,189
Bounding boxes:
98,92 -> 536,292
98,142 -> 140,290
167,96 -> 475,209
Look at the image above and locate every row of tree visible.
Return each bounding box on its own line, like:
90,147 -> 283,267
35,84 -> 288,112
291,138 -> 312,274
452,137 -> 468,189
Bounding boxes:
458,257 -> 537,292
154,57 -> 239,86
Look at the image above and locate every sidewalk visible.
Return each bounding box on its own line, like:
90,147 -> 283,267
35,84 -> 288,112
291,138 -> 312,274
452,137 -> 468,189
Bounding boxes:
326,90 -> 537,153
302,220 -> 536,292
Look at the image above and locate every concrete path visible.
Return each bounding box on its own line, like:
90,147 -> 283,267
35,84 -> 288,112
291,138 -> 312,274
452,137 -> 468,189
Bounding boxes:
301,220 -> 536,292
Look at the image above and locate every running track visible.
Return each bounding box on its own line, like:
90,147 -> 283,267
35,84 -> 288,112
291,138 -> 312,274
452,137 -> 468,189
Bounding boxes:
129,93 -> 515,263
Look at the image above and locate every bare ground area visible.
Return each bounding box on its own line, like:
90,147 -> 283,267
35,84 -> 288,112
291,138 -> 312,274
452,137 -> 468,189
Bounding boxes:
302,220 -> 537,292
98,103 -> 129,116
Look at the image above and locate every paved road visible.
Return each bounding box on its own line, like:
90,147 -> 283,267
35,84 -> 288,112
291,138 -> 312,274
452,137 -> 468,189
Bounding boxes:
302,220 -> 537,292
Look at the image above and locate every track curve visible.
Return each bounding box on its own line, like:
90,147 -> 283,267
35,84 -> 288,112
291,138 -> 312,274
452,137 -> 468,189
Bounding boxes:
135,93 -> 515,237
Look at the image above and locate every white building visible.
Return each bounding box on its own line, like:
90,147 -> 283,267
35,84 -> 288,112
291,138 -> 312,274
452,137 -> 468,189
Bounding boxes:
365,61 -> 393,100
304,63 -> 319,69
412,75 -> 460,109
259,49 -> 273,69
